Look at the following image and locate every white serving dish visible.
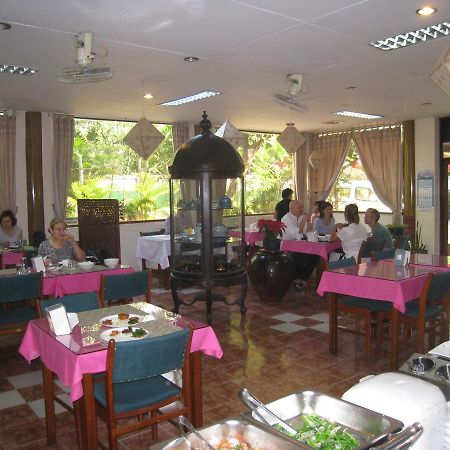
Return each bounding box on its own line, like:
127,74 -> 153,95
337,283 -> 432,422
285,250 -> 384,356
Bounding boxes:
78,261 -> 95,271
342,372 -> 446,450
104,258 -> 119,268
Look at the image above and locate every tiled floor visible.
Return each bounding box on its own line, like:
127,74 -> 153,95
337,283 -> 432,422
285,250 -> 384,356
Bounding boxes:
0,280 -> 421,449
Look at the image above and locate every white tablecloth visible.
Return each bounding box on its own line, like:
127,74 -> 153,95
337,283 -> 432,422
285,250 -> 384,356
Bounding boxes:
136,235 -> 234,270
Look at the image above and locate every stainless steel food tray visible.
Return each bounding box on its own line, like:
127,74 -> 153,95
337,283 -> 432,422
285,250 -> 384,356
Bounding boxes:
399,352 -> 450,401
149,417 -> 307,449
241,390 -> 404,449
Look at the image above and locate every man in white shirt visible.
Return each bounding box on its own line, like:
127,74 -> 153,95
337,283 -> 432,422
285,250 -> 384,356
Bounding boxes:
280,200 -> 317,289
280,200 -> 312,240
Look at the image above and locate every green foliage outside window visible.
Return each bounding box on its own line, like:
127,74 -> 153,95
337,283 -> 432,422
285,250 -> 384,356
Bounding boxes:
67,119 -> 293,222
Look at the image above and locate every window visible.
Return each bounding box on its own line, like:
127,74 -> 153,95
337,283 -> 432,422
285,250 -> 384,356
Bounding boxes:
67,118 -> 173,222
237,131 -> 293,215
327,140 -> 392,213
67,121 -> 293,222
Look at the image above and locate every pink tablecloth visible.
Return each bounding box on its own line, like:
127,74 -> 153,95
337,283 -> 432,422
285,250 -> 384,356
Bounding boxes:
280,240 -> 341,260
43,267 -> 135,297
316,262 -> 439,313
1,251 -> 23,269
19,319 -> 223,401
229,229 -> 264,245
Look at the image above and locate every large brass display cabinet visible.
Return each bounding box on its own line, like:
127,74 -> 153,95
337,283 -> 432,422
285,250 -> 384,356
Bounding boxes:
168,112 -> 247,323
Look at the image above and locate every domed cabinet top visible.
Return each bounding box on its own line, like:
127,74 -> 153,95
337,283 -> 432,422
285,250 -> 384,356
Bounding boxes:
169,111 -> 244,178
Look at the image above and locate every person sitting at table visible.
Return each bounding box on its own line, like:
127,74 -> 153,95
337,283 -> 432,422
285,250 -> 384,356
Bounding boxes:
38,218 -> 86,265
329,203 -> 368,260
281,200 -> 318,289
364,208 -> 393,250
313,201 -> 335,235
163,208 -> 193,235
0,209 -> 23,247
274,187 -> 293,221
310,200 -> 326,226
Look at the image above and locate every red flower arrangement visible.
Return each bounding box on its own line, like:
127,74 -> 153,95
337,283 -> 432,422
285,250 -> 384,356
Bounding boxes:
257,219 -> 286,240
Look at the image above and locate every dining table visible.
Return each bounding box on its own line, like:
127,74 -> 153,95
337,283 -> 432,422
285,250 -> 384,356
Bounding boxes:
19,302 -> 223,449
317,260 -> 443,369
0,248 -> 24,269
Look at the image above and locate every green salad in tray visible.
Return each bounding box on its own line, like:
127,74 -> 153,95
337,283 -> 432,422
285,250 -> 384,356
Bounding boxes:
274,414 -> 359,450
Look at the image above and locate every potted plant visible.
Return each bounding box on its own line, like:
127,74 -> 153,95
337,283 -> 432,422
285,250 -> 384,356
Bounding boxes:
408,221 -> 427,254
386,223 -> 408,249
257,219 -> 286,251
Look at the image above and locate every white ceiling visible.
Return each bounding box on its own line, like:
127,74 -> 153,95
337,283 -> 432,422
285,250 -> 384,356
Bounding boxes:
1,0 -> 449,132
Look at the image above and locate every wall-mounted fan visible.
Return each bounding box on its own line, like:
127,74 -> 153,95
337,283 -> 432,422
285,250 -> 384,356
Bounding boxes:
274,73 -> 310,112
57,32 -> 114,84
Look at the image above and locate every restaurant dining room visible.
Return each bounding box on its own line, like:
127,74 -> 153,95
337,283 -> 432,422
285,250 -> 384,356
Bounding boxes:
2,1 -> 450,449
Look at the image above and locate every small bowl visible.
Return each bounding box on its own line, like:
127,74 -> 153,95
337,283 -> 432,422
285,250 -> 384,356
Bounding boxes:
435,364 -> 450,382
104,258 -> 119,268
408,356 -> 435,374
78,261 -> 95,271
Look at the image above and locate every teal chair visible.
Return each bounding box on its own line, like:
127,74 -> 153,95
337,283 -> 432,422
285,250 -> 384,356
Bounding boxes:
0,272 -> 41,335
36,291 -> 103,318
100,270 -> 152,306
327,257 -> 392,354
94,327 -> 192,450
377,271 -> 450,354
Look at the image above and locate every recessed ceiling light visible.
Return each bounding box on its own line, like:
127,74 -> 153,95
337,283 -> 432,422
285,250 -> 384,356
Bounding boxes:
0,64 -> 38,76
143,93 -> 153,99
345,86 -> 357,91
159,90 -> 221,106
0,22 -> 11,30
370,21 -> 449,51
416,6 -> 437,16
333,111 -> 384,119
421,102 -> 432,106
184,56 -> 199,62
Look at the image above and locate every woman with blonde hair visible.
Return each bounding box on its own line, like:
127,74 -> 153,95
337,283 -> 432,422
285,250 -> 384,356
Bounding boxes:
329,204 -> 368,260
38,218 -> 86,264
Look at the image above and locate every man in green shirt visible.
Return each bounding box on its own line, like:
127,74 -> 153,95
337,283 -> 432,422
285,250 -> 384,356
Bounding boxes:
364,208 -> 394,250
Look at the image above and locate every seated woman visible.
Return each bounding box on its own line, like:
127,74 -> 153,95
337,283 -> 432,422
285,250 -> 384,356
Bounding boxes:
310,200 -> 326,226
329,203 -> 368,260
38,218 -> 86,265
0,210 -> 23,247
313,201 -> 335,235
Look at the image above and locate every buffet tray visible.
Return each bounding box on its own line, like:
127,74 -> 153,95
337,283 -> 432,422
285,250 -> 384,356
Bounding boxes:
399,352 -> 450,401
241,390 -> 404,449
150,417 -> 305,449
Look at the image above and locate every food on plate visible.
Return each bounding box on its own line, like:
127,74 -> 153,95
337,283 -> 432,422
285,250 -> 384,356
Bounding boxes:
274,414 -> 359,450
117,312 -> 129,320
128,316 -> 140,324
110,330 -> 120,337
102,319 -> 113,326
131,328 -> 146,338
122,328 -> 132,334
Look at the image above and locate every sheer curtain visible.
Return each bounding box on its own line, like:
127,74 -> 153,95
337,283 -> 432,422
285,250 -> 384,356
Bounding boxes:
308,133 -> 351,206
292,133 -> 310,207
0,115 -> 16,212
52,114 -> 74,219
172,122 -> 190,152
353,126 -> 402,221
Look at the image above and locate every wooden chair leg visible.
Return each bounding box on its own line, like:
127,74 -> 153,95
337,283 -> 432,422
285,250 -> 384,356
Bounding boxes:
375,313 -> 384,355
428,319 -> 436,350
364,310 -> 371,355
151,411 -> 158,440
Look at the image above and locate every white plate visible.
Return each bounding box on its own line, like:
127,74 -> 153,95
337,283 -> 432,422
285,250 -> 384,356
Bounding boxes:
100,313 -> 145,328
100,327 -> 148,342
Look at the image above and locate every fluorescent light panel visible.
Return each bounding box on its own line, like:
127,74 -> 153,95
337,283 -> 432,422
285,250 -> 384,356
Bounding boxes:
0,64 -> 38,76
370,21 -> 450,51
159,90 -> 221,106
333,111 -> 384,119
